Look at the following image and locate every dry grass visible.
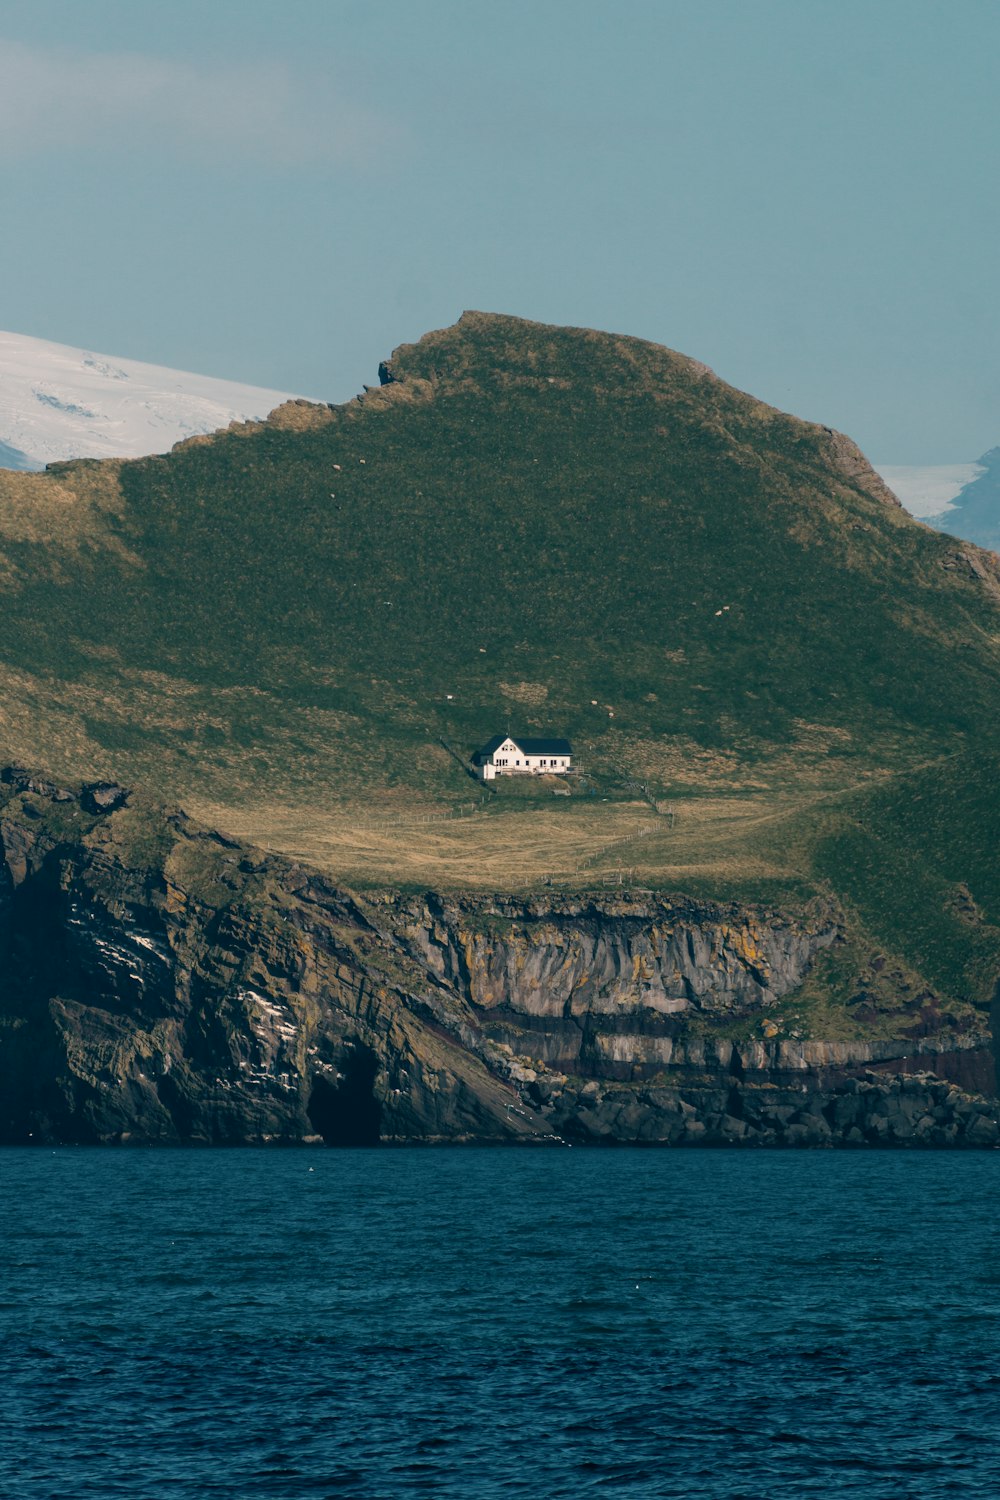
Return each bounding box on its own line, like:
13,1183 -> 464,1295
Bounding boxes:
0,462 -> 129,545
186,787 -> 824,891
499,680 -> 549,707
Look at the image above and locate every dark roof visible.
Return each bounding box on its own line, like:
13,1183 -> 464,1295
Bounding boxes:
475,734 -> 508,759
474,734 -> 572,761
517,738 -> 573,756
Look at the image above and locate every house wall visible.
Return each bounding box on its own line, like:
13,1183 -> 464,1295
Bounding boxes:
521,754 -> 571,772
476,741 -> 572,779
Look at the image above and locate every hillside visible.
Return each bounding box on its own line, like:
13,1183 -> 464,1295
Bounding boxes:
0,328 -> 300,468
0,311 -> 999,1031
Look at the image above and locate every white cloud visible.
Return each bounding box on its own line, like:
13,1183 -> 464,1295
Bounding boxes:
0,38 -> 391,165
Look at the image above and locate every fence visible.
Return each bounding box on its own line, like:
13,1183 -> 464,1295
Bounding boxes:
352,802 -> 490,833
577,821 -> 659,870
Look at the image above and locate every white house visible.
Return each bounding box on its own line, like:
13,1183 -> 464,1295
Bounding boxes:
473,735 -> 573,781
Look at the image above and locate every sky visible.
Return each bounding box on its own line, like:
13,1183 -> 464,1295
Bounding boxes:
0,0 -> 997,465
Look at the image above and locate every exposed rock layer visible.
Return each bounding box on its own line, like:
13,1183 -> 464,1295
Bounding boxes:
0,770 -> 996,1147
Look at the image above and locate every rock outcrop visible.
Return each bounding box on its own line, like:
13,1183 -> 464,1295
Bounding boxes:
539,1071 -> 1000,1148
0,770 -> 997,1147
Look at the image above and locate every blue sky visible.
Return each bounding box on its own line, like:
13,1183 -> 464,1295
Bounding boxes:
0,0 -> 997,463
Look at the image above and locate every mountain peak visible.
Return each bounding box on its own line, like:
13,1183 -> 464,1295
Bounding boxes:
378,312 -> 897,515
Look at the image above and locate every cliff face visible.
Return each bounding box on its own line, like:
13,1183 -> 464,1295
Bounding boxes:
1,769 -> 997,1147
394,892 -> 836,1079
402,893 -> 831,1017
0,770 -> 538,1147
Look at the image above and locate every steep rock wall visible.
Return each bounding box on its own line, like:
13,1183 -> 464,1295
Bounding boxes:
398,892 -> 834,1019
0,774 -> 547,1145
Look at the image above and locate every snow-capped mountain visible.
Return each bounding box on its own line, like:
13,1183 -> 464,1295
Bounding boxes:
874,463 -> 984,520
876,456 -> 1000,553
0,330 -> 308,469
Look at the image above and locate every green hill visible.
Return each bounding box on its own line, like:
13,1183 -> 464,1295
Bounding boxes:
1,311 -> 999,1017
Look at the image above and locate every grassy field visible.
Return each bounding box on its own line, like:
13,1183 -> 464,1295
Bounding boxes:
190,785 -> 819,892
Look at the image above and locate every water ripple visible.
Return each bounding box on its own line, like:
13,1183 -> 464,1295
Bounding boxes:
2,1149 -> 1000,1496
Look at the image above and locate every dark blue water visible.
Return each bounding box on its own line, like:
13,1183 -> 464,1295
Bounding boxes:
2,1149 -> 999,1498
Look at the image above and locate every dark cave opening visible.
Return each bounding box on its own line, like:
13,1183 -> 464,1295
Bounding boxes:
308,1046 -> 382,1146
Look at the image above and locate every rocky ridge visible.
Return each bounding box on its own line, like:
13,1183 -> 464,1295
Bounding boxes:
0,767 -> 997,1147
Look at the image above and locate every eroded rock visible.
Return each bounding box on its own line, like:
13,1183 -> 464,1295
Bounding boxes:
81,781 -> 130,814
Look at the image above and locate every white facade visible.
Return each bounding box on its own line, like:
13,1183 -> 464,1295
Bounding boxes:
476,737 -> 573,781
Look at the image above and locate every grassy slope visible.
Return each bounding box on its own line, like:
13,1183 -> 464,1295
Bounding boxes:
0,311 -> 998,1016
812,750 -> 1000,1006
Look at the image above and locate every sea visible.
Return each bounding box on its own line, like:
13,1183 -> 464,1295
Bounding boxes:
2,1148 -> 999,1499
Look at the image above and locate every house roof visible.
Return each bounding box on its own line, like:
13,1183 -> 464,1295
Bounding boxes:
475,735 -> 508,759
474,734 -> 573,761
517,738 -> 573,756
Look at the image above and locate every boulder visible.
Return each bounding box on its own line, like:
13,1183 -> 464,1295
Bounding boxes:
965,1114 -> 1000,1146
81,781 -> 130,814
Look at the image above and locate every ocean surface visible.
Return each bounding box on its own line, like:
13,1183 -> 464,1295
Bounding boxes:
2,1149 -> 999,1498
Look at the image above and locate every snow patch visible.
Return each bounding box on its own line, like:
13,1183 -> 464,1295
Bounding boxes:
0,329 -> 312,468
875,463 -> 985,519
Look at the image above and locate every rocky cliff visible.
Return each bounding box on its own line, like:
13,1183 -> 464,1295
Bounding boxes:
1,768 -> 997,1147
